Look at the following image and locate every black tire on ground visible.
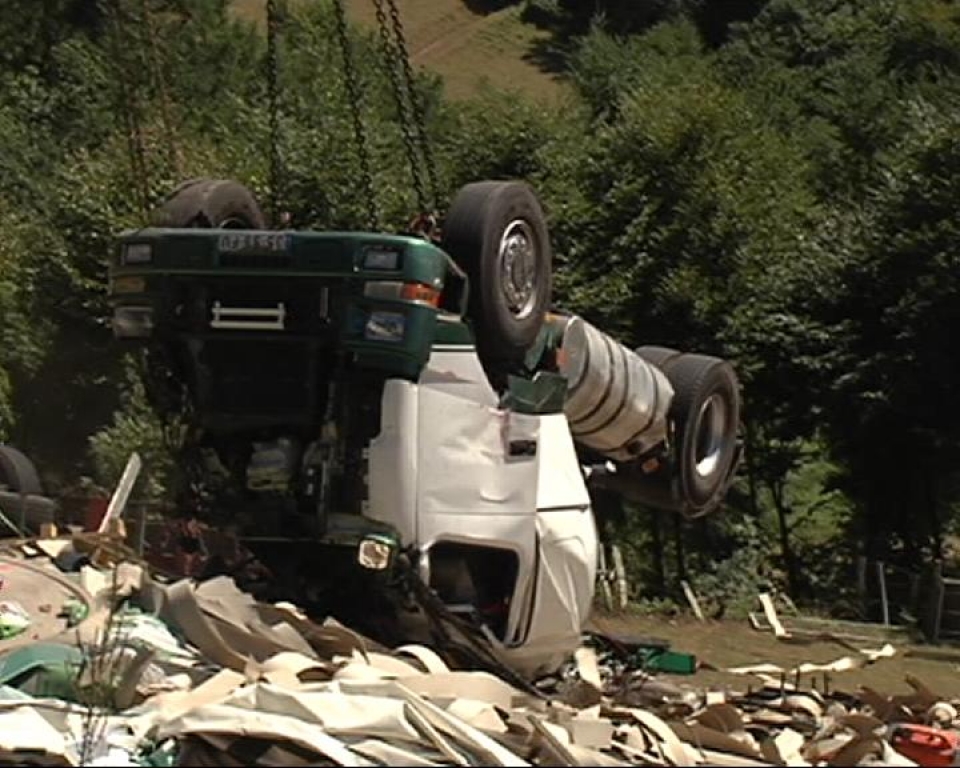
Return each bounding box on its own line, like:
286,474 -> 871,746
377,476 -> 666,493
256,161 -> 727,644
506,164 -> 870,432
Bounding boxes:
666,353 -> 741,512
151,178 -> 267,229
0,491 -> 57,534
635,345 -> 683,372
441,181 -> 552,367
0,445 -> 44,495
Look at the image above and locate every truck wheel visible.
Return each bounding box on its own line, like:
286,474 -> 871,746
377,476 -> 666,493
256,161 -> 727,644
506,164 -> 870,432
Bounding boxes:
442,181 -> 552,367
635,345 -> 683,371
151,178 -> 267,229
0,445 -> 44,495
667,354 -> 741,512
606,353 -> 740,517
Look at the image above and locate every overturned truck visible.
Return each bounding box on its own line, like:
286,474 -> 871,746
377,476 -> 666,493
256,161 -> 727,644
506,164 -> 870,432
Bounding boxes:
108,178 -> 742,678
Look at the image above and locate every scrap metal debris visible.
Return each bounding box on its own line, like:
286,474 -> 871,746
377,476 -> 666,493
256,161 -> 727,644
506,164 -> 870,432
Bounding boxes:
0,541 -> 956,766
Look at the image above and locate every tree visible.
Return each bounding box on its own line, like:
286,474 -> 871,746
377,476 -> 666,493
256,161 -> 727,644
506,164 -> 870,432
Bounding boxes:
819,107 -> 960,563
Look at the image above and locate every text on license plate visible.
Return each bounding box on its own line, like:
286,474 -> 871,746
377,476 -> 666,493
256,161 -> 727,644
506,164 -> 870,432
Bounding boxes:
217,232 -> 291,254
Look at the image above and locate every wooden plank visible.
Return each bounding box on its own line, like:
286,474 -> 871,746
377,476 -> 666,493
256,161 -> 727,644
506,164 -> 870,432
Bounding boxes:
757,592 -> 787,638
99,452 -> 142,533
681,580 -> 705,623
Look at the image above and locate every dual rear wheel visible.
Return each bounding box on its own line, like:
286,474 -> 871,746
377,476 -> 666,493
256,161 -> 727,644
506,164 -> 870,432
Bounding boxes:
631,347 -> 742,517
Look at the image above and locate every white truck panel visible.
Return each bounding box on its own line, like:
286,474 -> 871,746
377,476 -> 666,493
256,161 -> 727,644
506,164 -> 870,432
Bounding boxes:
371,348 -> 601,676
416,385 -> 540,518
535,414 -> 591,511
366,379 -> 419,545
497,507 -> 599,677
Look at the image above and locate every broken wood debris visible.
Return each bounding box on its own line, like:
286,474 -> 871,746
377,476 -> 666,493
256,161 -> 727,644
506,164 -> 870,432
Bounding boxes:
0,544 -> 954,766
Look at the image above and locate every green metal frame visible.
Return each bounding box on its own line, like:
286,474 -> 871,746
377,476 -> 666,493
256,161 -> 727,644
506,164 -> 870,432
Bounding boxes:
109,228 -> 472,381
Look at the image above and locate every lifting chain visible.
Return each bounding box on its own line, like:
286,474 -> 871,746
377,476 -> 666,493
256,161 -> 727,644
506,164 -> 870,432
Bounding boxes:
332,0 -> 381,231
371,0 -> 441,230
371,0 -> 427,215
384,0 -> 440,217
266,0 -> 285,226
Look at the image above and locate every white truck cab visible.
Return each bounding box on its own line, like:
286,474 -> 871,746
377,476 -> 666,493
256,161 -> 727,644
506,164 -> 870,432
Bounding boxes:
370,345 -> 598,677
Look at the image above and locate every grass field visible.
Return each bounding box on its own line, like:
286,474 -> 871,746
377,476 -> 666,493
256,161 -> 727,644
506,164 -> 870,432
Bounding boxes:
232,0 -> 568,102
592,612 -> 960,699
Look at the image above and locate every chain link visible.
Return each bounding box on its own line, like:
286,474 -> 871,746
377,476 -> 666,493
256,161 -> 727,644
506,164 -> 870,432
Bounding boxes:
266,0 -> 284,226
371,0 -> 430,217
333,0 -> 380,230
385,0 -> 440,215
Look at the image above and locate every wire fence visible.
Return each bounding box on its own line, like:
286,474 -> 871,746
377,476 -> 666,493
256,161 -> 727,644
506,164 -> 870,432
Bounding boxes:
855,556 -> 923,626
56,494 -> 175,555
854,555 -> 960,644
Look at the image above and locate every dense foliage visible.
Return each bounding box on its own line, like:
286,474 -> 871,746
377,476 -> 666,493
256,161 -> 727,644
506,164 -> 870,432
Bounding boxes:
1,0 -> 959,615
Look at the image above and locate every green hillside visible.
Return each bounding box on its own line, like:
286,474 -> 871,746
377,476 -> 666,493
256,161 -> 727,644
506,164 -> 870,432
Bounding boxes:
233,0 -> 566,101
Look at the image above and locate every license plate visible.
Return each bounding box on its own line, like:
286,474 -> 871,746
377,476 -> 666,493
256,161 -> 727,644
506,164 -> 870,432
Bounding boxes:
217,232 -> 291,254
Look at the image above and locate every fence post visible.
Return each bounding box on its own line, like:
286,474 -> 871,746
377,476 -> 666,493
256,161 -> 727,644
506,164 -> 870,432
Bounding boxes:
877,560 -> 890,626
856,555 -> 868,616
598,545 -> 613,611
137,502 -> 148,556
682,580 -> 706,622
909,572 -> 921,617
932,561 -> 944,643
611,545 -> 628,610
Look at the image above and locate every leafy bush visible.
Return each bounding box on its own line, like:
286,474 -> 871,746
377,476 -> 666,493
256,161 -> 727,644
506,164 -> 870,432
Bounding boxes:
88,361 -> 176,502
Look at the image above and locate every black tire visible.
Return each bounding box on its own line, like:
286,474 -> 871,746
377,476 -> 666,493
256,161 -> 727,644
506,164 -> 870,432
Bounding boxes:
151,178 -> 267,229
667,354 -> 741,512
0,445 -> 43,495
441,181 -> 552,366
635,345 -> 683,371
602,353 -> 740,517
0,491 -> 57,533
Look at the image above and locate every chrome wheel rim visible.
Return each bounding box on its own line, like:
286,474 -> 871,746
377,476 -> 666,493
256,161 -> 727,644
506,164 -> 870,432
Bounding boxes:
693,394 -> 727,478
498,219 -> 539,319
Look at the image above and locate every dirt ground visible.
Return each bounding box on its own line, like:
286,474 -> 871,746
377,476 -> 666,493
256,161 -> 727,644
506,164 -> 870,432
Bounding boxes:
590,612 -> 960,699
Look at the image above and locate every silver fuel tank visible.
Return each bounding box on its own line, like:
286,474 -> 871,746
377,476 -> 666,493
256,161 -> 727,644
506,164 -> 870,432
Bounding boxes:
558,316 -> 674,462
